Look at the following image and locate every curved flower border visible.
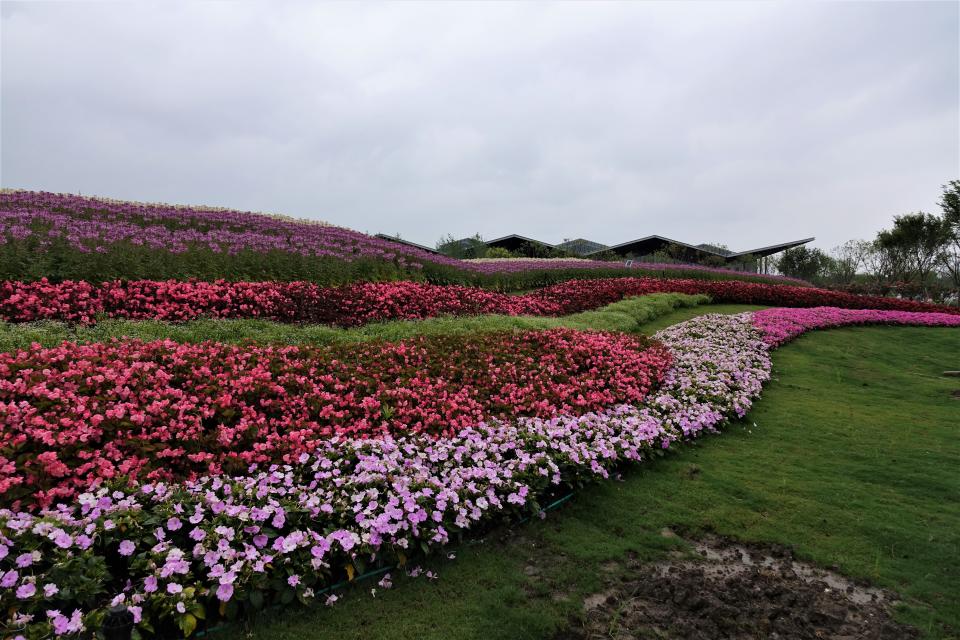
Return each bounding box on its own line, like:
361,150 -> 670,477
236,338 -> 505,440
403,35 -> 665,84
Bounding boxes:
1,308 -> 957,638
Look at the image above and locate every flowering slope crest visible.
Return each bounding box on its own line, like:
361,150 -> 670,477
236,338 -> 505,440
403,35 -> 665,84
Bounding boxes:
0,190 -> 807,285
0,329 -> 671,509
0,314 -> 768,639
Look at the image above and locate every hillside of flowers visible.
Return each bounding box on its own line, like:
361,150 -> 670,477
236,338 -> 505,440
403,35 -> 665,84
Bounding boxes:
1,304 -> 956,638
0,330 -> 671,510
0,190 -> 804,287
2,277 -> 958,326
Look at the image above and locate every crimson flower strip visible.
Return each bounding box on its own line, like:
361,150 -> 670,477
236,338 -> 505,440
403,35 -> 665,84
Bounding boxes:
752,306 -> 960,347
0,314 -> 769,639
0,329 -> 671,510
528,277 -> 960,316
2,277 -> 958,326
0,279 -> 559,325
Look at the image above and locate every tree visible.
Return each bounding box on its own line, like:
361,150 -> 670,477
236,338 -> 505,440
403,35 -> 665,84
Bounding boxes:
875,212 -> 949,293
773,246 -> 833,281
828,239 -> 871,284
937,180 -> 960,298
484,247 -> 514,259
436,233 -> 487,259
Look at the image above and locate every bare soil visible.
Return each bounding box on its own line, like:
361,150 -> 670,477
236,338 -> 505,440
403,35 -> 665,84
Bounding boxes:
554,533 -> 919,640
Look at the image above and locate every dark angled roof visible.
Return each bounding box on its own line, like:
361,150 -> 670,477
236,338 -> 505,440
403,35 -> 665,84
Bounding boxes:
729,237 -> 816,259
374,233 -> 442,255
695,243 -> 734,257
589,235 -> 717,258
586,235 -> 815,262
485,234 -> 556,252
556,238 -> 609,256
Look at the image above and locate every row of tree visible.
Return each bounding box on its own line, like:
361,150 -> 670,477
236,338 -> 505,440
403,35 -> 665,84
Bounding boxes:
774,181 -> 960,302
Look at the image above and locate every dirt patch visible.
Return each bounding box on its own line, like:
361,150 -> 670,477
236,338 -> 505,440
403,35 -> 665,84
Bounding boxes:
555,534 -> 918,640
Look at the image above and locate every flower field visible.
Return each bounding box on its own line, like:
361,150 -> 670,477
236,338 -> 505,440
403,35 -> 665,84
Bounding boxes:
0,190 -> 805,287
0,192 -> 958,639
752,306 -> 960,346
0,330 -> 671,509
1,293 -> 956,639
2,277 -> 958,326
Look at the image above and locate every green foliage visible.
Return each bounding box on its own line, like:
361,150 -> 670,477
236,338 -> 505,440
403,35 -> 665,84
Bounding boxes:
876,212 -> 950,286
939,180 -> 959,229
483,247 -> 514,259
774,246 -> 834,282
938,181 -> 960,291
436,234 -> 488,259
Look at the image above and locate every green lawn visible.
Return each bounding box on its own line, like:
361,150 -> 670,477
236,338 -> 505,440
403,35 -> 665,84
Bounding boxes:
242,322 -> 960,640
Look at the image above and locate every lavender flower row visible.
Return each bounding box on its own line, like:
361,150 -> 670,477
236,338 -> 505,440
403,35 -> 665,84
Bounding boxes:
0,190 -> 808,284
0,313 -> 771,638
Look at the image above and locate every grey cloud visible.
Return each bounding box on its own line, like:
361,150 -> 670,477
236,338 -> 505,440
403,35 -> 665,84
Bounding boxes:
2,1 -> 957,251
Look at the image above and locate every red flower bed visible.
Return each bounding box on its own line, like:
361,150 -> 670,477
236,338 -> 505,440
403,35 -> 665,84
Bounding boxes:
530,278 -> 960,316
0,329 -> 671,509
0,279 -> 559,325
2,277 -> 956,327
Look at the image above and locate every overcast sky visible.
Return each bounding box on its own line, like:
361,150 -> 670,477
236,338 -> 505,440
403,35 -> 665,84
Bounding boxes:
2,1 -> 958,251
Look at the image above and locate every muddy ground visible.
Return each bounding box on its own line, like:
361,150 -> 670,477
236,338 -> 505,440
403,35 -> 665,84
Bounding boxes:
554,532 -> 918,640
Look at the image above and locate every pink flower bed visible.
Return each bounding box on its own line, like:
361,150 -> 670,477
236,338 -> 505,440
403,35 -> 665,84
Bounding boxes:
0,279 -> 558,325
3,277 -> 958,327
752,307 -> 960,346
0,329 -> 671,510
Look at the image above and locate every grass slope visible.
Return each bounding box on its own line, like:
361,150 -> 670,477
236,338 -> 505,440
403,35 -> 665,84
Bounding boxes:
0,293 -> 711,350
243,323 -> 959,640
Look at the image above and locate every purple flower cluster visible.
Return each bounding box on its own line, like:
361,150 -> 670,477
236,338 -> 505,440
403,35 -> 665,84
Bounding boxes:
752,306 -> 960,346
466,258 -> 810,284
0,190 -> 806,284
0,313 -> 770,638
0,190 -> 431,268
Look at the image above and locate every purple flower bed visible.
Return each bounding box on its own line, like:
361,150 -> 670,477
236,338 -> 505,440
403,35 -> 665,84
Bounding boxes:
0,190 -> 437,266
0,190 -> 808,286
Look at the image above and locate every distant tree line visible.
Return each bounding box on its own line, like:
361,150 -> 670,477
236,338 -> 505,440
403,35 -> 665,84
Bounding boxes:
435,234 -> 575,259
772,180 -> 960,303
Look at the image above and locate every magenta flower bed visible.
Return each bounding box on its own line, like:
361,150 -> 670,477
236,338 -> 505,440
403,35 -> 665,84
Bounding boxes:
0,329 -> 671,510
2,277 -> 958,326
752,307 -> 960,346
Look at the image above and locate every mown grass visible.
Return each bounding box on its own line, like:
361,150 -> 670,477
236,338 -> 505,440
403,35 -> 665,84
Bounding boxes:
0,292 -> 710,350
243,323 -> 960,640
